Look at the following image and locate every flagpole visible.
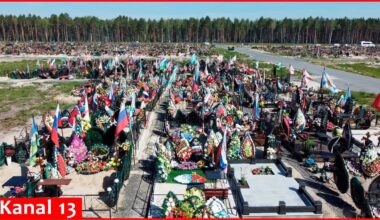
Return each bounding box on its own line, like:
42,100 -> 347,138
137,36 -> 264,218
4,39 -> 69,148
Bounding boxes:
202,90 -> 205,133
29,115 -> 35,156
56,101 -> 64,138
320,67 -> 325,103
131,115 -> 136,165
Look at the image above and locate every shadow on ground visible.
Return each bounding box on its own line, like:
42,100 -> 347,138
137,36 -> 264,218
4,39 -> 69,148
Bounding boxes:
295,178 -> 340,196
316,192 -> 357,217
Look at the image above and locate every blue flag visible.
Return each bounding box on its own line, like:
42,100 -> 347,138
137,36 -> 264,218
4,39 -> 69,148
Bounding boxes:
253,93 -> 260,119
345,84 -> 351,100
190,54 -> 197,65
29,116 -> 39,166
321,69 -> 337,94
160,58 -> 168,70
194,62 -> 200,82
277,79 -> 283,90
167,65 -> 178,86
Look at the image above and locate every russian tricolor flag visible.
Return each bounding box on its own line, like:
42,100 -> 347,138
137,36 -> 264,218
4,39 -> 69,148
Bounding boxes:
115,102 -> 130,137
83,95 -> 90,121
51,104 -> 60,148
253,93 -> 260,120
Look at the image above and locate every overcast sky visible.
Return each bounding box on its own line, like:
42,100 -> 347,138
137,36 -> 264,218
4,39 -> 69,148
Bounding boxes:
0,3 -> 379,20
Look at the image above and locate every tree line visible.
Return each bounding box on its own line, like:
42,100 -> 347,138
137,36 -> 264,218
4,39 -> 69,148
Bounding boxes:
0,13 -> 379,44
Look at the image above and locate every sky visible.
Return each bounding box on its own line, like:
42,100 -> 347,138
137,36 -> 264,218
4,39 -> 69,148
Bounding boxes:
0,3 -> 379,20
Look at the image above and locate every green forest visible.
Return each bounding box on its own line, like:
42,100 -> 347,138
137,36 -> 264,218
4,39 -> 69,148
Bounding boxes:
0,14 -> 379,44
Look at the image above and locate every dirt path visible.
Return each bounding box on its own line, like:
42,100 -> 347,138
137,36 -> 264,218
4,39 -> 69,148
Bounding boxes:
0,77 -> 87,87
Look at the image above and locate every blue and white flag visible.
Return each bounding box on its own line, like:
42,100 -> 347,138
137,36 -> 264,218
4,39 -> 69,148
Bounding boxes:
219,127 -> 228,172
253,93 -> 260,119
345,84 -> 351,100
277,79 -> 283,90
295,108 -> 306,133
190,54 -> 197,65
168,65 -> 178,86
289,65 -> 295,75
29,116 -> 39,166
230,55 -> 237,63
105,106 -> 114,117
99,60 -> 103,70
126,63 -> 130,80
321,68 -> 337,94
131,92 -> 136,112
138,59 -> 143,78
337,95 -> 345,107
205,58 -> 209,76
194,62 -> 200,82
93,91 -> 99,106
160,58 -> 168,70
154,58 -> 159,69
109,80 -> 114,102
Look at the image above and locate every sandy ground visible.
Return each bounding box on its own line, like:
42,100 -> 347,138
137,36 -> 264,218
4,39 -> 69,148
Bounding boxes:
0,54 -> 69,62
0,163 -> 31,195
0,77 -> 83,145
0,74 -> 108,207
0,116 -> 42,145
61,169 -> 115,195
0,123 -> 116,210
0,161 -> 114,197
0,76 -> 87,87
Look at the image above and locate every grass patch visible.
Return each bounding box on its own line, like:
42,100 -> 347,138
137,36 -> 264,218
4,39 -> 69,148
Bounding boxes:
0,85 -> 46,103
207,46 -> 302,78
0,59 -> 64,76
0,106 -> 11,113
0,60 -> 39,76
0,81 -> 83,129
166,169 -> 215,184
208,46 -> 249,59
49,81 -> 84,94
331,63 -> 380,79
295,58 -> 380,79
335,90 -> 377,107
248,45 -> 380,79
350,91 -> 377,107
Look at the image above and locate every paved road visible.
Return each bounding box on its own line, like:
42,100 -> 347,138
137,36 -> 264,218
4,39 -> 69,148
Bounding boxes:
217,45 -> 380,93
